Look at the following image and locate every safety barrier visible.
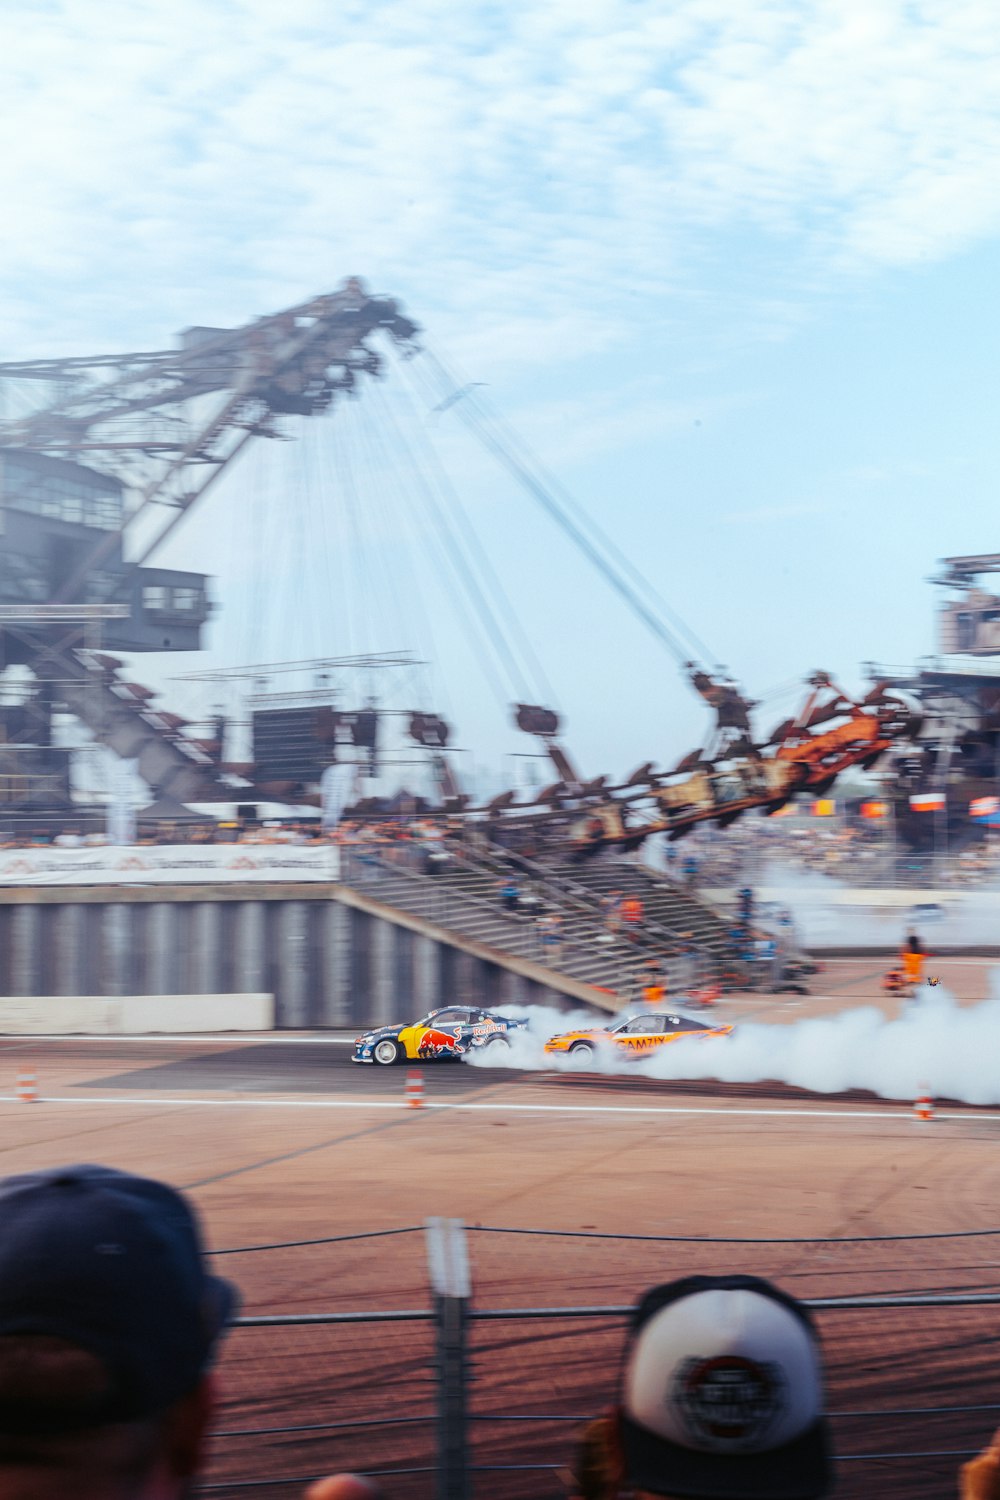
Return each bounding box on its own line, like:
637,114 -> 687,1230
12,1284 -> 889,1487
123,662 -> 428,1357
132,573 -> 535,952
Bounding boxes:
198,1222 -> 1000,1499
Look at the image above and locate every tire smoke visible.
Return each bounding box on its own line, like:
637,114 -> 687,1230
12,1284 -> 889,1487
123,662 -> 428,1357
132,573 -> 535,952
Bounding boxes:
478,983 -> 1000,1105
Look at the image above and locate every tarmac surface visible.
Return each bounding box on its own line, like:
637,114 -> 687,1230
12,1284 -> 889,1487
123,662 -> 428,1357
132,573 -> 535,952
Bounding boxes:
0,957 -> 998,1498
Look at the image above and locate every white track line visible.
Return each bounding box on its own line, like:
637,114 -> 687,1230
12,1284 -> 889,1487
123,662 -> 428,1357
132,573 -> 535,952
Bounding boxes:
0,1094 -> 994,1121
0,1034 -> 357,1044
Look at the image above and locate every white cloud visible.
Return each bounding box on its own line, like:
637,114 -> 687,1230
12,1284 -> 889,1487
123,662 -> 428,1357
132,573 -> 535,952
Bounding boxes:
0,0 -> 999,371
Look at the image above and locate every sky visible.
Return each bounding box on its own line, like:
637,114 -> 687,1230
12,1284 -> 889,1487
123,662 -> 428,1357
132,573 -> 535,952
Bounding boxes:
3,0 -> 1000,793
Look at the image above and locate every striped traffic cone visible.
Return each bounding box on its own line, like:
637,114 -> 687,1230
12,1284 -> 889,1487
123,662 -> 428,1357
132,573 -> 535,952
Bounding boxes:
405,1071 -> 424,1110
16,1071 -> 38,1104
913,1087 -> 934,1122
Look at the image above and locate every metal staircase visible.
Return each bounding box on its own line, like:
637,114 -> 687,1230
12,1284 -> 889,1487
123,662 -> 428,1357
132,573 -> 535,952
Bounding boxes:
338,839 -> 729,1005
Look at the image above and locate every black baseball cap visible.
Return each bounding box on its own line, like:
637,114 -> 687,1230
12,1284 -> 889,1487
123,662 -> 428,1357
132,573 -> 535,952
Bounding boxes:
0,1164 -> 238,1430
618,1275 -> 831,1499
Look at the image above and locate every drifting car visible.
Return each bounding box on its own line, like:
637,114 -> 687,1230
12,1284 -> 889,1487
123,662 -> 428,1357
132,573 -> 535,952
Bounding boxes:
543,1010 -> 733,1060
353,1006 -> 528,1065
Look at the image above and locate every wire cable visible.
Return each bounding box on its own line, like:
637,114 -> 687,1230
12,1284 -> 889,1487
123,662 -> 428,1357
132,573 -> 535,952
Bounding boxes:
396,353 -> 559,708
419,344 -> 720,671
364,377 -> 531,708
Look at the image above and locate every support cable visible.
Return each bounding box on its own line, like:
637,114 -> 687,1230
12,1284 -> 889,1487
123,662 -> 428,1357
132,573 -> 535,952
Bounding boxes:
354,387 -> 428,681
365,379 -> 533,709
419,345 -> 719,671
336,403 -> 377,663
459,365 -> 722,669
362,399 -> 512,713
317,409 -> 356,662
395,355 -> 559,709
354,390 -> 452,724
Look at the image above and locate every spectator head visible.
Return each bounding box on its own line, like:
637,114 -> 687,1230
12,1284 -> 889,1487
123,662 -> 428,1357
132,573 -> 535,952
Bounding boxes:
613,1274 -> 831,1498
0,1164 -> 238,1499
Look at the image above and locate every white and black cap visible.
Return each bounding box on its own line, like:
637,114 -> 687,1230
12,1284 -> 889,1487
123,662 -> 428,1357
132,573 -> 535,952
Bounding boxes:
619,1275 -> 831,1499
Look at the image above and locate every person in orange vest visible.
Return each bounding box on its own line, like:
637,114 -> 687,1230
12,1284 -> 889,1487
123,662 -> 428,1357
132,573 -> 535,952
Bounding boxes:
621,895 -> 644,939
900,933 -> 925,994
642,979 -> 666,1007
640,958 -> 666,1008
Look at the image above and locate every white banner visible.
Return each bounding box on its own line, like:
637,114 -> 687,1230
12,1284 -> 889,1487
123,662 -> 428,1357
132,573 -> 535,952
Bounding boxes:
0,845 -> 340,886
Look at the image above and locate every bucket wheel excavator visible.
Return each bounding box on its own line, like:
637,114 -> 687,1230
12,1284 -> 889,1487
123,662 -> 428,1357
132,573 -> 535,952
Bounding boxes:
0,280 -> 421,813
0,282 -> 923,836
487,665 -> 919,857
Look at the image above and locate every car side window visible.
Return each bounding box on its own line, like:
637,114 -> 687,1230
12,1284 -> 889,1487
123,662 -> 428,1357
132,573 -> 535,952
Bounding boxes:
434,1009 -> 465,1026
621,1016 -> 652,1034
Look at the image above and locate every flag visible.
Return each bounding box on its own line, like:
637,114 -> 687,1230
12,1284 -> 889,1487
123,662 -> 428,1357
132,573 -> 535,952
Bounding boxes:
812,799 -> 835,816
910,793 -> 945,812
860,800 -> 888,819
970,796 -> 1000,818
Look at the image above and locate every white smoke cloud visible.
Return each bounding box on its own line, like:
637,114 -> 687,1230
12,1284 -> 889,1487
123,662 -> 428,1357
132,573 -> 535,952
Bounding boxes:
749,858 -> 1000,951
481,979 -> 1000,1105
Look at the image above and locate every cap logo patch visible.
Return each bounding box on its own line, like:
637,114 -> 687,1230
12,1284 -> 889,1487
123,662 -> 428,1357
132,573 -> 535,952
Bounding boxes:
673,1356 -> 784,1450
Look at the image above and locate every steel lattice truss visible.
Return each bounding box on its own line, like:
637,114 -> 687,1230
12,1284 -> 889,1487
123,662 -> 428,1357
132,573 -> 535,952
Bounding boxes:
0,279 -> 421,603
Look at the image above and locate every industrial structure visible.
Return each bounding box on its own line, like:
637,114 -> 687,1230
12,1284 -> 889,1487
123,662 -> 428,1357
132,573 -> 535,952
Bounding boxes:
863,555 -> 1000,848
0,283 -> 996,852
0,281 -> 428,818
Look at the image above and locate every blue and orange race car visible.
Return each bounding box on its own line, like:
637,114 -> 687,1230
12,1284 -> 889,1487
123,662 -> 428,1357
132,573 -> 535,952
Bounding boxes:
352,1006 -> 528,1065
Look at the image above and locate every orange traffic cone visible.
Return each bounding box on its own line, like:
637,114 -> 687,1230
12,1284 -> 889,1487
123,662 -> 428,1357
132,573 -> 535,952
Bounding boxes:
913,1087 -> 934,1122
405,1071 -> 424,1110
16,1071 -> 38,1104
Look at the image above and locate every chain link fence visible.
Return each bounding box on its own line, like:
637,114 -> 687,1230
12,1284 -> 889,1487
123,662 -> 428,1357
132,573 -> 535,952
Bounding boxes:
199,1223 -> 1000,1499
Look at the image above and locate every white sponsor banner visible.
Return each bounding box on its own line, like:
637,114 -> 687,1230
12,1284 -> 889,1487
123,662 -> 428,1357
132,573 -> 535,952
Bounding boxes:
0,845 -> 340,886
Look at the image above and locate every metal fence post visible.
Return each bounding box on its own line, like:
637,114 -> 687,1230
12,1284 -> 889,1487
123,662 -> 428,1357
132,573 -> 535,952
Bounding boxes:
426,1216 -> 471,1500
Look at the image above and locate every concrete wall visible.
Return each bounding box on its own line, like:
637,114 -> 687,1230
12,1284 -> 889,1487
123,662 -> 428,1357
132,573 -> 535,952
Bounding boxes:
0,994 -> 273,1035
0,884 -> 594,1030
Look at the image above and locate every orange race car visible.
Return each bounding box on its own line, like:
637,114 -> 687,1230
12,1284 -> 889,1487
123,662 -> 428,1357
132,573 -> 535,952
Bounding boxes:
543,1010 -> 733,1061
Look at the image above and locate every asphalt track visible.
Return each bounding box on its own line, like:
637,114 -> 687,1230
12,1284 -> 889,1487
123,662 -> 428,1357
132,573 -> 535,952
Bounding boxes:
4,1033 -> 998,1116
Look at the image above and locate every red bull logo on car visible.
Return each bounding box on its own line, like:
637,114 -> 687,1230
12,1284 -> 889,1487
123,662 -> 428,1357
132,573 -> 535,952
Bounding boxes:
416,1028 -> 462,1057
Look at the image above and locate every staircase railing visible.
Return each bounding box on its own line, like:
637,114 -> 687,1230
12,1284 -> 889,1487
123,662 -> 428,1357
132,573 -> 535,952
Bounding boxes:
338,845 -> 689,1000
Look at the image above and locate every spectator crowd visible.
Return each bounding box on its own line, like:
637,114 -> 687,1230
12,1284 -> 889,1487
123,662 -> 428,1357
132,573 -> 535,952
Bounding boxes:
7,802 -> 1000,890
662,817 -> 1000,890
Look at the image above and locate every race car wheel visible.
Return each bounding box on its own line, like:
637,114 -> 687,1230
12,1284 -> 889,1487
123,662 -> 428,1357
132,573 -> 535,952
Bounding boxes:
373,1038 -> 403,1066
484,1033 -> 511,1049
569,1041 -> 595,1058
